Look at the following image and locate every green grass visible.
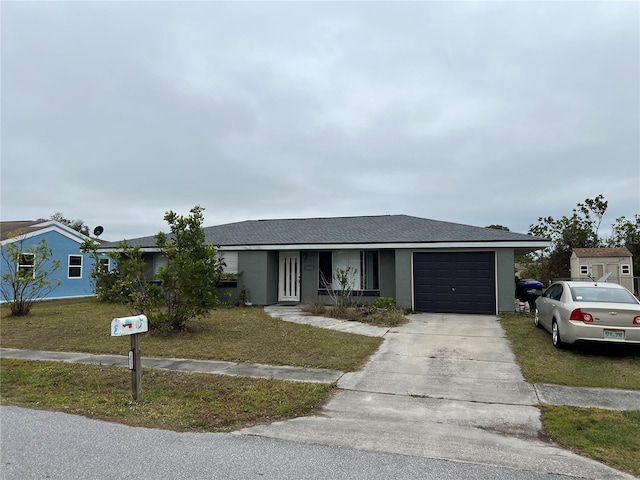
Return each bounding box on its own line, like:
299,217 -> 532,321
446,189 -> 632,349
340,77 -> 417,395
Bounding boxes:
500,312 -> 640,477
1,298 -> 382,372
0,298 -> 373,432
499,313 -> 640,390
540,406 -> 640,477
1,359 -> 333,432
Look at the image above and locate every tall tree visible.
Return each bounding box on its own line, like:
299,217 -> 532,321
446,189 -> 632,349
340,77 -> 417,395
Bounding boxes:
0,235 -> 61,316
50,212 -> 90,236
608,214 -> 640,274
81,206 -> 222,333
486,225 -> 510,231
525,195 -> 609,283
81,239 -> 162,317
155,206 -> 223,332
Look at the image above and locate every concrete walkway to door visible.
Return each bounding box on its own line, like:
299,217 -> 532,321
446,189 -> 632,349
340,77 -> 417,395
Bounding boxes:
242,309 -> 637,480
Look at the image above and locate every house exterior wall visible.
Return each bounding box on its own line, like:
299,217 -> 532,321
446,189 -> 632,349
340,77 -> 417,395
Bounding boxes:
496,249 -> 516,313
394,249 -> 413,309
570,253 -> 634,291
237,250 -> 279,305
1,230 -> 104,301
379,249 -> 396,300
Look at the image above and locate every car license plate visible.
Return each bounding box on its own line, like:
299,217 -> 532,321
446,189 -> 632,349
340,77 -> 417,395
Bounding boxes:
604,329 -> 625,340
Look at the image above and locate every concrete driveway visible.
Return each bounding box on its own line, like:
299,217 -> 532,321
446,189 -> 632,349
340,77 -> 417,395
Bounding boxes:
239,312 -> 634,479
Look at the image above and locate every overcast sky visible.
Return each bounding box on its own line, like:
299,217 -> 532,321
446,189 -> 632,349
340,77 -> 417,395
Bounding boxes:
2,1 -> 638,241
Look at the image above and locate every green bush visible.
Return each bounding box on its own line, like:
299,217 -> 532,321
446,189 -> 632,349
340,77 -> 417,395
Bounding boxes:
372,297 -> 396,310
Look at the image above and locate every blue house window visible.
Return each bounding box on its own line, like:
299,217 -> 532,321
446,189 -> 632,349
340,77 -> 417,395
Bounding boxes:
99,258 -> 110,272
17,253 -> 35,278
68,255 -> 82,278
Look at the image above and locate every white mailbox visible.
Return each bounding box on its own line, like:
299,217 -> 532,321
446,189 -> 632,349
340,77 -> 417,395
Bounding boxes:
111,315 -> 148,337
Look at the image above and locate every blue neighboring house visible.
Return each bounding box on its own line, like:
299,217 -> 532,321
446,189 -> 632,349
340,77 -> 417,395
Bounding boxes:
0,219 -> 110,301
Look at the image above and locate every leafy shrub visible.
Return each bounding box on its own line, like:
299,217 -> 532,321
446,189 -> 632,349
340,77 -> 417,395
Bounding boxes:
372,297 -> 396,310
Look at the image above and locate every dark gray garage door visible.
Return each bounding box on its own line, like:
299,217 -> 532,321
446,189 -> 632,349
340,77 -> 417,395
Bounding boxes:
413,252 -> 496,315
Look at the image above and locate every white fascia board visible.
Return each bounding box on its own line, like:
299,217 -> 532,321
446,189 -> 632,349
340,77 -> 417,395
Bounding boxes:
97,241 -> 551,253
217,241 -> 551,251
96,247 -> 164,254
1,224 -> 88,246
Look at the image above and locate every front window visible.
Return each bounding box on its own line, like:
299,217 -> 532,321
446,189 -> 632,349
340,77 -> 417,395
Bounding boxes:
318,250 -> 379,290
99,258 -> 110,272
218,251 -> 238,285
68,255 -> 82,278
17,253 -> 35,278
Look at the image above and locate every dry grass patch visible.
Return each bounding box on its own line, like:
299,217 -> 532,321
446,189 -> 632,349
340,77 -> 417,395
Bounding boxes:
301,302 -> 408,327
1,359 -> 334,432
1,299 -> 382,372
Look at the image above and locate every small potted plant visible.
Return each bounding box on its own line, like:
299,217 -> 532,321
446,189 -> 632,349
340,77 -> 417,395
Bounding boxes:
238,289 -> 248,308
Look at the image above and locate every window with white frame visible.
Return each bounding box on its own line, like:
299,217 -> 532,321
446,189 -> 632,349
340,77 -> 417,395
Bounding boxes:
219,251 -> 238,283
318,250 -> 379,290
580,265 -> 589,276
621,264 -> 631,275
99,258 -> 110,272
68,255 -> 82,278
17,253 -> 35,278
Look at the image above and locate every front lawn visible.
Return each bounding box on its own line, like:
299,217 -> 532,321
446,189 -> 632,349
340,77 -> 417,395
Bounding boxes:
0,298 -> 382,372
499,313 -> 640,390
1,359 -> 333,432
0,297 -> 380,432
499,312 -> 640,477
541,406 -> 640,477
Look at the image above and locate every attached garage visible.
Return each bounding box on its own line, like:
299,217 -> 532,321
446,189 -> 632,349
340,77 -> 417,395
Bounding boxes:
413,251 -> 496,315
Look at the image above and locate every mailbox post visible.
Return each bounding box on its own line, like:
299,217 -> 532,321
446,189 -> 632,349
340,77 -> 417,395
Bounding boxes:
111,315 -> 148,401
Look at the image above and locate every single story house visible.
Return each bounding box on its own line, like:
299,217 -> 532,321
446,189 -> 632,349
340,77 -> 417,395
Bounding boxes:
98,214 -> 549,315
570,247 -> 635,292
1,220 -> 110,301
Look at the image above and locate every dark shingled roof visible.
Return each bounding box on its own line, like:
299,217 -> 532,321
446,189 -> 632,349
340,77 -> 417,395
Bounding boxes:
99,215 -> 547,249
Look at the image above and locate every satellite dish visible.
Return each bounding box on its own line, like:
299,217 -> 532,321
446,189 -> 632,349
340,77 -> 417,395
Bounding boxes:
93,226 -> 104,237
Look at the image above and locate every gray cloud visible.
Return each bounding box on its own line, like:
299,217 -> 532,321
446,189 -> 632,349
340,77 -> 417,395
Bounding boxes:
2,1 -> 638,241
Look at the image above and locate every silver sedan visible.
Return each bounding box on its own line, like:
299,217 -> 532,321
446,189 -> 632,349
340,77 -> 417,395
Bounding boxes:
534,281 -> 640,348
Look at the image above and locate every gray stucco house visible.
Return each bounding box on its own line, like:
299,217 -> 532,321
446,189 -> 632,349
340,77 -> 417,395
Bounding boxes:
98,215 -> 549,315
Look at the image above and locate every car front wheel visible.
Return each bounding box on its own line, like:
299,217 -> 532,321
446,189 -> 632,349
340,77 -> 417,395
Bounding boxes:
552,320 -> 564,348
534,309 -> 542,328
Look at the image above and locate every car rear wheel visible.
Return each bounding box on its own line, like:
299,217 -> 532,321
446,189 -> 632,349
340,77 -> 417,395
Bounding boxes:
552,320 -> 564,348
534,309 -> 542,328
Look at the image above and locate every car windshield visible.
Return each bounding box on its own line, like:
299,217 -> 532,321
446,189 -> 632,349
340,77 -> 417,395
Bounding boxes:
570,286 -> 638,304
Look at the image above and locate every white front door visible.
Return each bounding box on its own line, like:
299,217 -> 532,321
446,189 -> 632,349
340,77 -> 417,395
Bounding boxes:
279,251 -> 300,302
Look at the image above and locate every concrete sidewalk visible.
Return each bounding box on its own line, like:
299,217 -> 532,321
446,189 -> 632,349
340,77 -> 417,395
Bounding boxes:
0,347 -> 344,384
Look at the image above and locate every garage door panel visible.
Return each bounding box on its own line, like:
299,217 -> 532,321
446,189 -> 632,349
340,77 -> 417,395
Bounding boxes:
413,252 -> 496,315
